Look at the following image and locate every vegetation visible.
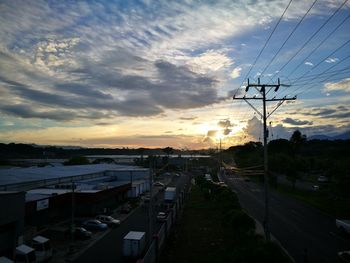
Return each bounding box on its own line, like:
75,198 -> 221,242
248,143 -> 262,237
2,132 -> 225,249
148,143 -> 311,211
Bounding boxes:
161,176 -> 291,263
220,130 -> 350,217
0,143 -> 210,160
63,156 -> 90,166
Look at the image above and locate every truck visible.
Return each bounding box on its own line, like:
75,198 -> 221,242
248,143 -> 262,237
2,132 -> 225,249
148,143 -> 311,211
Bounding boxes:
15,244 -> 36,263
164,187 -> 176,202
336,219 -> 350,234
122,231 -> 146,258
32,235 -> 52,262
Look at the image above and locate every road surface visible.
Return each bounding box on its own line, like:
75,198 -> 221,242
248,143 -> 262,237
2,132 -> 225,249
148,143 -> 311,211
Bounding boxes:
74,173 -> 190,263
222,173 -> 350,263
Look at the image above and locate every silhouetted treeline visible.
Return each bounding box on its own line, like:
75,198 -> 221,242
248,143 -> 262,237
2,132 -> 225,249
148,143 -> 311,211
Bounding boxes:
223,136 -> 350,197
0,143 -> 209,160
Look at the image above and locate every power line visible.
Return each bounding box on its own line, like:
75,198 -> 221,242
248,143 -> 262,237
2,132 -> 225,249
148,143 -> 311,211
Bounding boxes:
235,0 -> 293,96
286,12 -> 350,78
291,67 -> 350,86
297,74 -> 350,97
294,57 -> 350,96
291,39 -> 350,85
259,0 -> 319,77
288,67 -> 350,82
268,0 -> 349,82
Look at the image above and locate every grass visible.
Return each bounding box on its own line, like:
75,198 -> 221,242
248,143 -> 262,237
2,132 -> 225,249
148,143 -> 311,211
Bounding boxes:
160,184 -> 291,263
161,186 -> 228,263
275,183 -> 350,219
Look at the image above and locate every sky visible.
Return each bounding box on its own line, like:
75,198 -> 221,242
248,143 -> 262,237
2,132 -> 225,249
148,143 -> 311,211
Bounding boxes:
0,0 -> 349,149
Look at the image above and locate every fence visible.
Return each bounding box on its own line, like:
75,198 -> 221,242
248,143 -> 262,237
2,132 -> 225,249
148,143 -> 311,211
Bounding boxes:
137,174 -> 191,263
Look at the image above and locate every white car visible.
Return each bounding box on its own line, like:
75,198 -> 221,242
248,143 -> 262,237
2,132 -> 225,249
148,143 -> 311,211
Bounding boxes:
338,251 -> 350,262
317,176 -> 329,183
156,212 -> 168,222
95,215 -> 120,227
153,182 -> 165,187
336,219 -> 350,234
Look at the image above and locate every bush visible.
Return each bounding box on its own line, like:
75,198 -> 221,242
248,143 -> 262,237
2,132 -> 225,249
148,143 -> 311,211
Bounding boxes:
222,209 -> 255,235
64,156 -> 90,166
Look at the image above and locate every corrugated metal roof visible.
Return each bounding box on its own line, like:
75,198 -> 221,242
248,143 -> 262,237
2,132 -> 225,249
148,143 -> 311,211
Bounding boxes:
0,164 -> 147,185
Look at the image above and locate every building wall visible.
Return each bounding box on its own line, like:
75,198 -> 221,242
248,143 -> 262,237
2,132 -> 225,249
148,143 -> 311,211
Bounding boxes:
0,192 -> 25,258
25,183 -> 131,225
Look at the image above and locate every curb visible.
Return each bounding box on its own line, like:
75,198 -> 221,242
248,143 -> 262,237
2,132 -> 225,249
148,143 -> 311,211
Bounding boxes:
253,218 -> 296,263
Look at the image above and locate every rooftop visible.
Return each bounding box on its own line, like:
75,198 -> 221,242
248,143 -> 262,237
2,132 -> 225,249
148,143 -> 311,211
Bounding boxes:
0,164 -> 147,186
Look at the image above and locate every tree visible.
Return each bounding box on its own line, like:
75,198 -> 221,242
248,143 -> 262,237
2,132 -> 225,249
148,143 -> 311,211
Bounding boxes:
290,130 -> 306,155
64,156 -> 90,166
162,146 -> 174,157
290,130 -> 306,144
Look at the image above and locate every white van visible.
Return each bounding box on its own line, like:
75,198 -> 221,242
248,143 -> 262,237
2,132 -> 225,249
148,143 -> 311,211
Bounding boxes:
15,244 -> 36,263
32,236 -> 52,262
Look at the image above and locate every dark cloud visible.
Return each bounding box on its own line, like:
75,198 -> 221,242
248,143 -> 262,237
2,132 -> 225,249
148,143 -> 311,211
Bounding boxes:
218,119 -> 233,128
0,104 -> 76,121
290,106 -> 350,121
179,116 -> 197,120
0,44 -> 221,121
55,83 -> 113,100
291,108 -> 336,117
207,130 -> 218,137
94,122 -> 112,126
282,118 -> 313,126
223,128 -> 232,135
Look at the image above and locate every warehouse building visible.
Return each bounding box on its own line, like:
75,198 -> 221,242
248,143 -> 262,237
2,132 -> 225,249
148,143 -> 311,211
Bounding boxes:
0,164 -> 149,256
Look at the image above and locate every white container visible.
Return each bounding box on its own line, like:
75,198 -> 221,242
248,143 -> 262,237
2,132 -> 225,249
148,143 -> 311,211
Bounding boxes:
15,244 -> 36,263
122,231 -> 146,258
164,187 -> 176,202
32,235 -> 52,263
0,257 -> 14,263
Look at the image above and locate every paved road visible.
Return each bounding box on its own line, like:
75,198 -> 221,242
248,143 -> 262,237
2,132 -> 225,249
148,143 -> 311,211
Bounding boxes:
74,174 -> 190,263
222,173 -> 350,263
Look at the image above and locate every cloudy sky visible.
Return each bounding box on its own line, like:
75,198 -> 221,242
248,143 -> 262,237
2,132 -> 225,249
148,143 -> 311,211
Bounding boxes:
0,0 -> 349,149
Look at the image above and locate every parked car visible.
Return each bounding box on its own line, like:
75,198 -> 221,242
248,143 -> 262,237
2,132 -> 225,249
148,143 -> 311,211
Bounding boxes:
338,251 -> 350,263
74,227 -> 92,239
153,182 -> 165,187
95,215 -> 120,227
336,219 -> 350,234
317,176 -> 329,183
82,220 -> 108,231
156,212 -> 168,222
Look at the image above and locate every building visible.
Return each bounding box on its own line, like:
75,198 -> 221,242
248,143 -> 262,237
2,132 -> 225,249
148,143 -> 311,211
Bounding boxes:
0,164 -> 149,257
0,191 -> 25,258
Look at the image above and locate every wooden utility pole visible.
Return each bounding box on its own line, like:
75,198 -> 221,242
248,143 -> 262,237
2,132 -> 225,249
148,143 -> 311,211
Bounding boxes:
233,78 -> 296,240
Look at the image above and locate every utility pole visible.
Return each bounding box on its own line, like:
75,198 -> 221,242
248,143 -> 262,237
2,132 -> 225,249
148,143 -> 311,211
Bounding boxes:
148,156 -> 154,245
233,78 -> 296,240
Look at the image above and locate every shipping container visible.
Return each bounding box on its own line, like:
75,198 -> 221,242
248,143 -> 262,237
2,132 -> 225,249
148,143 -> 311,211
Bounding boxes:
122,231 -> 146,258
